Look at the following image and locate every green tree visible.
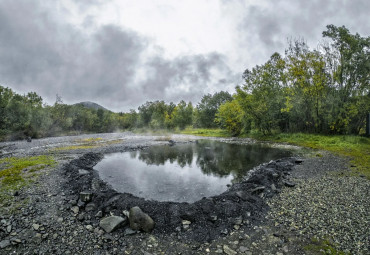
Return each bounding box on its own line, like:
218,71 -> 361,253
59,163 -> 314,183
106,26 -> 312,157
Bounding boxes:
239,52 -> 287,134
172,101 -> 193,129
322,25 -> 370,133
284,41 -> 330,132
215,100 -> 243,136
195,91 -> 232,128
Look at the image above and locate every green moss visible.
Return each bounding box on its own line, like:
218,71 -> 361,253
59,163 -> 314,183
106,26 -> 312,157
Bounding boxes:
304,238 -> 349,255
0,155 -> 56,212
179,128 -> 232,137
52,145 -> 97,151
79,137 -> 103,143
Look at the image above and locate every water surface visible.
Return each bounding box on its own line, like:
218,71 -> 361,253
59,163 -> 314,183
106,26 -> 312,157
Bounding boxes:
94,140 -> 293,202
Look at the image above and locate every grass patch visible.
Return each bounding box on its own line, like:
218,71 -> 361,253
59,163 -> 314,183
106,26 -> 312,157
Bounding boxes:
248,132 -> 370,178
154,136 -> 172,141
0,155 -> 56,213
52,145 -> 98,151
104,139 -> 124,145
179,127 -> 232,137
77,137 -> 103,142
304,238 -> 349,255
51,138 -> 124,151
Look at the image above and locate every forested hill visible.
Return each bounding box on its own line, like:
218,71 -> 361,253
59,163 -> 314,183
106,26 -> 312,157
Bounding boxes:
0,25 -> 369,141
74,102 -> 109,112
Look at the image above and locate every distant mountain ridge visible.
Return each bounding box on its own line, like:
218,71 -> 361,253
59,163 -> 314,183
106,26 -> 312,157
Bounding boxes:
75,101 -> 109,111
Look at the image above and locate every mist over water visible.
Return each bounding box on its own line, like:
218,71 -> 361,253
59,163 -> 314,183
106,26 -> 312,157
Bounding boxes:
94,140 -> 293,202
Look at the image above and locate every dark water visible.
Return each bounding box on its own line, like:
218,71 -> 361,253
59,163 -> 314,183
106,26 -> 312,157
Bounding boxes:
94,140 -> 293,203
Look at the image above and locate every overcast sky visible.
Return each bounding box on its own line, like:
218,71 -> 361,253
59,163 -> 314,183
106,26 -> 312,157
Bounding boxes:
0,0 -> 369,112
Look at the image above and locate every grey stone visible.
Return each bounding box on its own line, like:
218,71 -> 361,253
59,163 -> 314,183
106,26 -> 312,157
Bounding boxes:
239,246 -> 249,252
77,213 -> 85,221
235,191 -> 249,201
32,224 -> 40,231
271,183 -> 277,191
33,233 -> 42,244
85,202 -> 96,212
129,206 -> 155,233
282,246 -> 289,253
123,228 -> 137,236
234,216 -> 243,225
77,200 -> 85,208
0,240 -> 10,249
78,169 -> 90,175
250,186 -> 265,193
99,216 -> 126,233
223,245 -> 237,255
71,206 -> 79,214
209,215 -> 218,222
122,210 -> 130,217
85,225 -> 93,232
283,181 -> 296,187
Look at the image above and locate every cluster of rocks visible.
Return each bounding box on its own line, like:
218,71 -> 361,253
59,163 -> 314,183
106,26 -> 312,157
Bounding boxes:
67,189 -> 155,235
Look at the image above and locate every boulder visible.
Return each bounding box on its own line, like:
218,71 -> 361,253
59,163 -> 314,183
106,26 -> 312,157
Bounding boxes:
129,206 -> 155,233
99,216 -> 127,233
0,240 -> 10,249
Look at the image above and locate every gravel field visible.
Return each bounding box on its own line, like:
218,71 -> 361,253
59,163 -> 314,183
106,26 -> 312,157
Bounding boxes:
0,133 -> 368,254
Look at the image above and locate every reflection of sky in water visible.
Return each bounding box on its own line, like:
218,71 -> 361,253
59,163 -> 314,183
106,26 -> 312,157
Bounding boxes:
94,140 -> 293,203
95,152 -> 232,203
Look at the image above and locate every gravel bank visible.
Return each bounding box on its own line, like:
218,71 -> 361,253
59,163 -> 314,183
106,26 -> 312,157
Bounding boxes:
0,134 -> 368,254
267,153 -> 370,254
267,160 -> 369,254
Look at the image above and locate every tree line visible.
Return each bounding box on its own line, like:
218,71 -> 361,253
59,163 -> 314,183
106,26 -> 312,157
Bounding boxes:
0,25 -> 368,141
0,86 -> 231,141
217,25 -> 369,135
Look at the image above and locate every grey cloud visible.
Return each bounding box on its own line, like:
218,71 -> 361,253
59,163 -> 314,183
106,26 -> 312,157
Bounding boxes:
231,0 -> 370,67
0,0 -> 145,109
138,53 -> 235,104
0,0 -> 237,111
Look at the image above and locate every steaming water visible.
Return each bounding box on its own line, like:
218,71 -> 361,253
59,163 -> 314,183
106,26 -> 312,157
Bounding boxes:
94,140 -> 293,203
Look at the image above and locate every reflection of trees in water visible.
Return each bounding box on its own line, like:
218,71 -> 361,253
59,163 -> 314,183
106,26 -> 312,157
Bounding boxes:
138,145 -> 193,167
129,151 -> 138,159
137,141 -> 291,178
196,141 -> 287,178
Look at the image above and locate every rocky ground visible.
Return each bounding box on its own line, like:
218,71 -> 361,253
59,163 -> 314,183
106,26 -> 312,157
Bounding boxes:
0,133 -> 369,254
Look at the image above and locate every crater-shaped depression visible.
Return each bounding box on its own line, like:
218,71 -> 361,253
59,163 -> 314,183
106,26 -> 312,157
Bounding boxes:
94,140 -> 293,202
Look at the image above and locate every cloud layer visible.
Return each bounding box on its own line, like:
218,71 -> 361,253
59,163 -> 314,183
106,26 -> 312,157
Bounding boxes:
0,0 -> 368,111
